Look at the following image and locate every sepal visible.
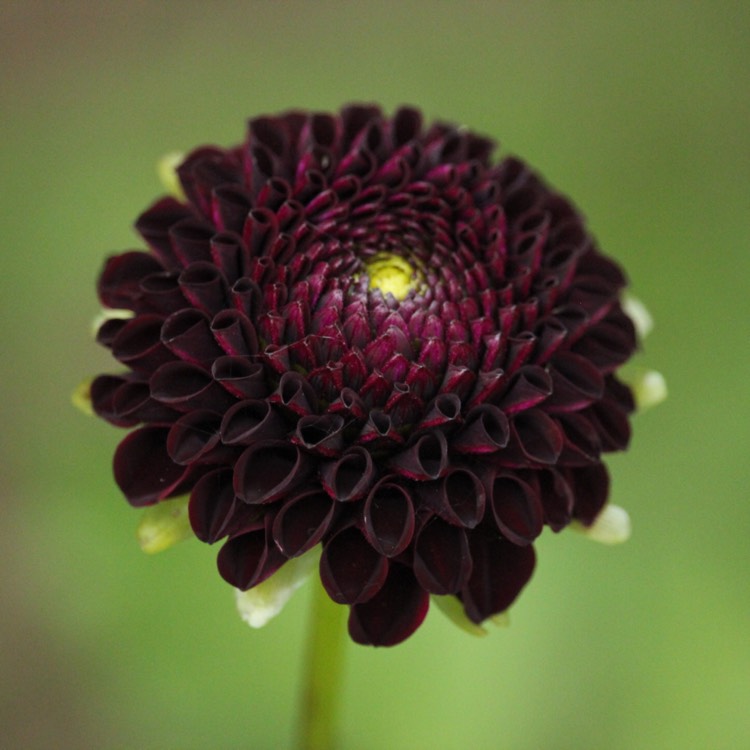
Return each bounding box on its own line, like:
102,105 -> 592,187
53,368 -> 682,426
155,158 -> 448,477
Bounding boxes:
136,495 -> 193,553
234,546 -> 319,628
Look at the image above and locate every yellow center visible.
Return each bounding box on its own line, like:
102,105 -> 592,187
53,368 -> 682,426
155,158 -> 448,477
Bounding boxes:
364,253 -> 418,301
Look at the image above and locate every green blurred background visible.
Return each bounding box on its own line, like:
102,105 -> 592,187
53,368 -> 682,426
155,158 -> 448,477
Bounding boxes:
2,2 -> 748,748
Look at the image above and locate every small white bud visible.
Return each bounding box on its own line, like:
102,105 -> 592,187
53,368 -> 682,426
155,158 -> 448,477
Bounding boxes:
632,369 -> 668,411
574,504 -> 631,545
622,295 -> 654,340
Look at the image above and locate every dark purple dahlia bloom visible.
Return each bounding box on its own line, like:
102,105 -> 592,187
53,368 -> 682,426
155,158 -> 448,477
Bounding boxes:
91,105 -> 636,646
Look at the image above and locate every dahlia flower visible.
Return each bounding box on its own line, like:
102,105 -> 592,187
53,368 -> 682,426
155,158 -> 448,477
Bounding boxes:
89,105 -> 641,646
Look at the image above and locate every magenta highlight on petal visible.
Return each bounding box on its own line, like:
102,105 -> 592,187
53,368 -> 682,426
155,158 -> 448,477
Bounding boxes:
90,104 -> 640,645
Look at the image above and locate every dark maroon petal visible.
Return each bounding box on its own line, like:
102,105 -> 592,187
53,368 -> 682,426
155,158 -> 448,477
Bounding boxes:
292,414 -> 345,457
272,490 -> 336,557
327,387 -> 367,421
585,398 -> 631,452
418,468 -> 487,529
161,308 -> 225,366
166,410 -> 222,465
363,478 -> 415,557
231,277 -> 263,319
568,463 -> 610,524
189,467 -> 257,543
461,531 -> 536,623
217,520 -> 286,590
95,317 -> 129,348
320,526 -> 389,604
113,426 -> 188,506
466,368 -> 508,409
212,356 -> 268,399
138,272 -> 186,316
413,518 -> 472,594
268,371 -> 317,417
111,315 -> 173,373
533,318 -> 568,365
349,564 -> 429,646
98,251 -> 163,309
490,474 -> 544,545
212,187 -> 252,236
510,409 -> 564,464
135,197 -> 195,267
498,365 -> 552,414
211,309 -> 259,356
545,351 -> 605,412
189,469 -> 232,542
388,431 -> 448,480
356,410 -> 404,448
177,261 -> 228,315
90,375 -> 139,427
556,412 -> 602,466
220,399 -> 286,445
233,441 -> 314,504
149,361 -> 236,412
452,404 -> 509,454
170,221 -> 215,267
503,333 -> 536,375
537,469 -> 575,530
110,380 -> 179,424
417,393 -> 462,431
320,447 -> 376,502
605,374 -> 636,414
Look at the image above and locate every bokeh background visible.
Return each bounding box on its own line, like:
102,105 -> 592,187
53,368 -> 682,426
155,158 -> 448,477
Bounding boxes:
2,2 -> 748,748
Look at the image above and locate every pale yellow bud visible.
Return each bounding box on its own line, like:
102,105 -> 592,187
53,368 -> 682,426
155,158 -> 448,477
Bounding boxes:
632,369 -> 668,411
157,151 -> 186,200
622,294 -> 654,340
136,496 -> 193,554
573,503 -> 631,545
72,377 -> 94,416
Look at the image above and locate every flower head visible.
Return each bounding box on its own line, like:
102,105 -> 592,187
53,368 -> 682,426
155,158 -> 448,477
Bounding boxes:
90,105 -> 638,646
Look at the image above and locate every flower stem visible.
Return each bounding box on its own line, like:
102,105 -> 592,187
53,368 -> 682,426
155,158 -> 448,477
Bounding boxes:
298,576 -> 347,750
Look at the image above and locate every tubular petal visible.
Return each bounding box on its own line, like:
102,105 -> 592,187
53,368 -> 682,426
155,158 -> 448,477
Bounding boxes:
363,480 -> 416,557
461,531 -> 536,624
349,564 -> 430,646
320,527 -> 389,604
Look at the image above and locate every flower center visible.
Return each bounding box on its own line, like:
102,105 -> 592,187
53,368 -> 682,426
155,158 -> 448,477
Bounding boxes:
363,252 -> 420,302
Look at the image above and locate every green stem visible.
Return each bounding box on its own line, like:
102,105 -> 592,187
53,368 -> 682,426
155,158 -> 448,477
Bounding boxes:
297,576 -> 347,750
